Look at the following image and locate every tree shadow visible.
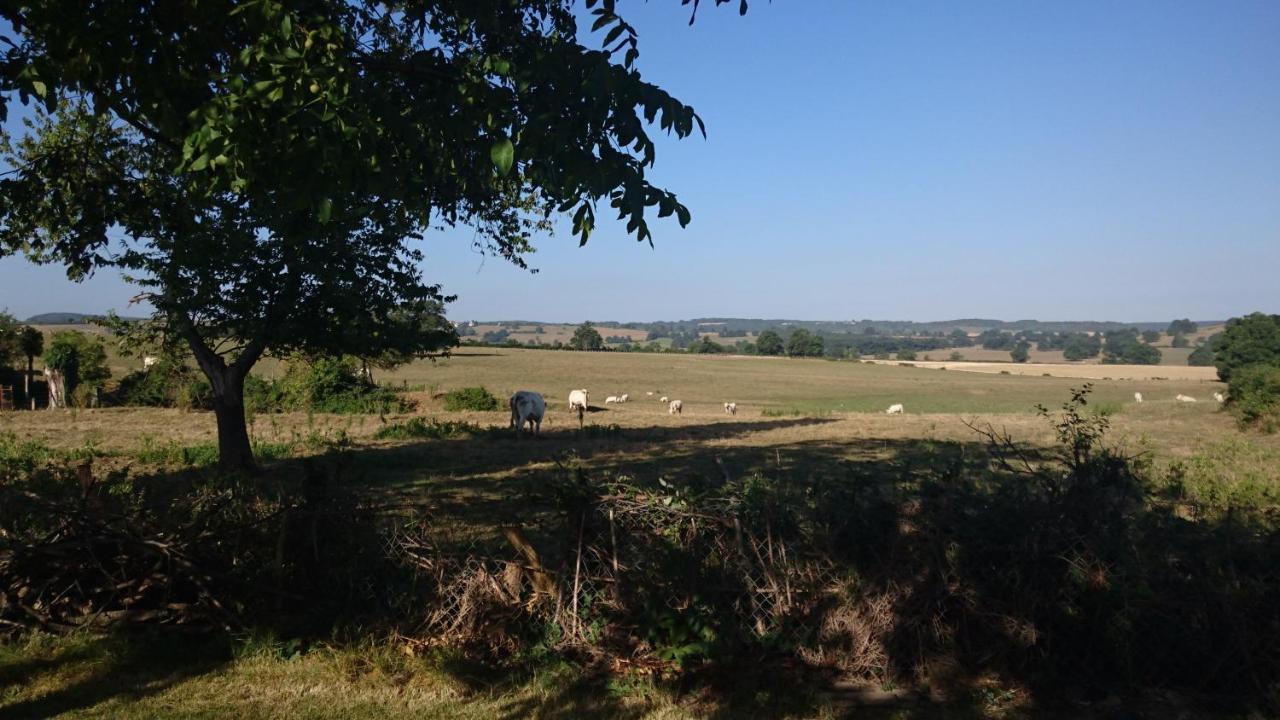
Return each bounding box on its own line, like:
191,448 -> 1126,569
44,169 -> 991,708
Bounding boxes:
0,632 -> 231,719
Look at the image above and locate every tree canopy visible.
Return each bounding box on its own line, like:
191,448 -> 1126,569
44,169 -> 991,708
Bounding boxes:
1213,313 -> 1280,382
755,330 -> 783,356
570,322 -> 604,351
0,0 -> 732,469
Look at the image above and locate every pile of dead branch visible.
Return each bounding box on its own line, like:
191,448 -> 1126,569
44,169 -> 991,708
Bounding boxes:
0,460 -> 265,636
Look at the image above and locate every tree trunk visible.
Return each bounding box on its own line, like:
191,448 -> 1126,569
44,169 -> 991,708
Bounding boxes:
25,355 -> 33,410
212,373 -> 256,474
181,322 -> 264,475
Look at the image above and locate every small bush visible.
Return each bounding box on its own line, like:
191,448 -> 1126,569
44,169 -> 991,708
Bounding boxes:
374,417 -> 481,440
443,386 -> 501,412
1227,363 -> 1280,432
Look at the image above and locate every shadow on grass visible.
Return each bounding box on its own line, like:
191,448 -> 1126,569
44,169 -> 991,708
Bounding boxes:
0,633 -> 231,719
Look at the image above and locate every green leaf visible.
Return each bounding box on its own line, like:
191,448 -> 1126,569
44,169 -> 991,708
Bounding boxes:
188,153 -> 210,171
489,137 -> 514,175
31,80 -> 47,98
318,198 -> 333,223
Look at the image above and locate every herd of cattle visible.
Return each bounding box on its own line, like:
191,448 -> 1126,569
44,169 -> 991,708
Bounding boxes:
507,388 -> 1225,436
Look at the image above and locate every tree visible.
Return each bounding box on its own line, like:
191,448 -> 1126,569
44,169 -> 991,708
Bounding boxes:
897,349 -> 917,361
786,329 -> 823,358
1062,333 -> 1101,361
1168,318 -> 1198,335
1102,329 -> 1162,365
1141,330 -> 1161,344
0,311 -> 18,367
570,322 -> 604,351
19,326 -> 43,407
1213,313 -> 1280,382
691,336 -> 723,354
0,1 -> 726,471
1171,334 -> 1190,348
755,330 -> 784,356
1188,342 -> 1216,367
41,331 -> 111,407
947,328 -> 973,347
1010,341 -> 1030,363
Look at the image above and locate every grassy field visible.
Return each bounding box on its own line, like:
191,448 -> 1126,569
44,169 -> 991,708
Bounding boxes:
3,348 -> 1277,719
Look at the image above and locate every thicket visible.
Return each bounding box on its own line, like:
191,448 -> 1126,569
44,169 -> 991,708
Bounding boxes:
442,386 -> 502,412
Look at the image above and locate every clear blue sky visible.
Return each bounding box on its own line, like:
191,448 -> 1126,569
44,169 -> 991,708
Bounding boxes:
2,0 -> 1278,322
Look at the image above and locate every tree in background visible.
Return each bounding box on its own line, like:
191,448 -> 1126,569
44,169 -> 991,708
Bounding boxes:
786,329 -> 824,358
1062,333 -> 1102,361
0,1 -> 722,471
1168,318 -> 1199,335
947,328 -> 973,347
1102,329 -> 1162,365
570,322 -> 604,351
1141,330 -> 1161,344
0,311 -> 18,367
1171,334 -> 1190,348
755,330 -> 784,356
691,336 -> 723,354
1188,335 -> 1218,366
1010,341 -> 1031,363
1213,313 -> 1280,383
19,326 -> 43,407
897,349 -> 917,361
41,331 -> 111,407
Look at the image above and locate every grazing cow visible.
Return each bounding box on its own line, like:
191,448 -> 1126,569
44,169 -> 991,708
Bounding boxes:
1134,392 -> 1143,403
568,389 -> 589,412
668,399 -> 683,415
1175,394 -> 1197,403
510,391 -> 546,436
619,393 -> 629,403
605,395 -> 620,404
142,355 -> 159,370
723,402 -> 737,415
1213,392 -> 1225,403
886,403 -> 904,415
659,396 -> 669,403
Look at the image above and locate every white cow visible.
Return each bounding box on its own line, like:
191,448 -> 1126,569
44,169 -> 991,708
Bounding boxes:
646,391 -> 655,396
568,389 -> 589,412
619,393 -> 629,403
1134,392 -> 1143,403
605,395 -> 620,404
1213,392 -> 1225,403
1175,394 -> 1197,403
668,399 -> 683,415
142,355 -> 159,369
723,402 -> 737,415
510,391 -> 546,436
886,403 -> 904,415
659,396 -> 669,403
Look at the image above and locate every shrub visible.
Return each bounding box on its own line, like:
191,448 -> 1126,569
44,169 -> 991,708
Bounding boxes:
1010,341 -> 1030,363
949,351 -> 964,361
443,386 -> 501,412
374,417 -> 481,440
1227,364 -> 1280,433
896,349 -> 917,361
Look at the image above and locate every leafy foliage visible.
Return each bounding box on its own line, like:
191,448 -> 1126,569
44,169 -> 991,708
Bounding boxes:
1225,364 -> 1280,433
569,322 -> 604,351
785,329 -> 824,358
1167,318 -> 1198,335
1101,329 -> 1161,364
1213,312 -> 1280,382
1009,341 -> 1030,363
754,329 -> 784,356
41,331 -> 111,402
443,386 -> 502,412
